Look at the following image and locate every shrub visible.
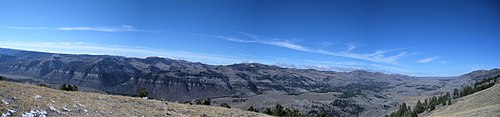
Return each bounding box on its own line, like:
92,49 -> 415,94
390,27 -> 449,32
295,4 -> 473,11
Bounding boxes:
137,88 -> 148,97
59,84 -> 78,91
194,99 -> 211,105
38,84 -> 50,88
220,103 -> 231,108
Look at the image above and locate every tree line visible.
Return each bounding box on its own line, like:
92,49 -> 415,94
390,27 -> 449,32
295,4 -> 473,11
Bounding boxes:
258,103 -> 303,116
454,75 -> 498,98
388,75 -> 499,117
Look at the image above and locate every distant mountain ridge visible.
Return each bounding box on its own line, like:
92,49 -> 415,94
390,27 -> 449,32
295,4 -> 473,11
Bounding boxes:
1,47 -> 499,116
0,48 -> 382,100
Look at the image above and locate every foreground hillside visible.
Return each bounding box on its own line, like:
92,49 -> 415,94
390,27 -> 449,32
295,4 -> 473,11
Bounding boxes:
426,84 -> 500,117
0,81 -> 267,117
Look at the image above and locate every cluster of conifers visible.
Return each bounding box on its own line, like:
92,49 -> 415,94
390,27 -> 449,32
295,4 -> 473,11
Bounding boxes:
388,75 -> 499,117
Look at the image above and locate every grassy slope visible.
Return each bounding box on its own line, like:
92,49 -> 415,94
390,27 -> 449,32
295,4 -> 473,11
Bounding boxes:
426,84 -> 500,117
0,81 -> 269,117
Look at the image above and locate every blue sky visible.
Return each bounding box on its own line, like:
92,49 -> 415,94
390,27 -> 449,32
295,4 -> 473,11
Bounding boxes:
1,0 -> 499,76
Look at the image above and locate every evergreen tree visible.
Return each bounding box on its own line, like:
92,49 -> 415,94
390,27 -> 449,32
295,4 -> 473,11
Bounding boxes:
316,112 -> 326,117
415,100 -> 425,113
272,103 -> 285,116
73,85 -> 78,91
407,106 -> 411,116
247,106 -> 258,112
424,99 -> 428,109
137,88 -> 148,97
263,108 -> 272,115
60,84 -> 67,90
453,88 -> 459,99
284,107 -> 302,116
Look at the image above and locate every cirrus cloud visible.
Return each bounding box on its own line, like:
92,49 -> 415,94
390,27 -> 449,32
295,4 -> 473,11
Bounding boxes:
6,25 -> 141,32
418,57 -> 439,63
191,32 -> 415,65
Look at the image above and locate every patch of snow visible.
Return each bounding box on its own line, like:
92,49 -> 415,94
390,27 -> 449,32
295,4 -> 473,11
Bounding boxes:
76,103 -> 85,107
2,109 -> 15,117
142,97 -> 148,99
63,107 -> 70,112
2,113 -> 9,117
83,109 -> 88,113
22,110 -> 47,117
2,99 -> 8,105
34,95 -> 42,101
49,106 -> 58,112
7,110 -> 15,114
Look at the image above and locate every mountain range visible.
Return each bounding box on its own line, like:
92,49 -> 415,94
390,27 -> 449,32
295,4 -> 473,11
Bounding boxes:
0,47 -> 498,116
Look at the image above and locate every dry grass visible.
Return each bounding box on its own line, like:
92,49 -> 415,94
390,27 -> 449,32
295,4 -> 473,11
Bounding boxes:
0,81 -> 269,117
426,84 -> 500,117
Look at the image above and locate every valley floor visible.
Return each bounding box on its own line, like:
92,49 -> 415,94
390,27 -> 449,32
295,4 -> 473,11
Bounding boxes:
0,81 -> 268,117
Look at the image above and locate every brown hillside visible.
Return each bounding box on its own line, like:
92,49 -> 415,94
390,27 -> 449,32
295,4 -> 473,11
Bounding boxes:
0,81 -> 269,117
426,84 -> 500,117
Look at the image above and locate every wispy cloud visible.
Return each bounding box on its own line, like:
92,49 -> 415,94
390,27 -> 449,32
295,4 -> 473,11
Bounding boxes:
305,60 -> 333,64
344,42 -> 361,52
274,62 -> 297,68
7,27 -> 52,30
57,25 -> 138,32
6,25 -> 141,32
417,57 -> 439,63
302,60 -> 410,73
193,32 -> 414,65
303,64 -> 385,72
0,41 -> 249,65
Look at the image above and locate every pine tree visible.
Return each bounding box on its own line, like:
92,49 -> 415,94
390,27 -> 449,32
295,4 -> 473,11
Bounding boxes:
415,100 -> 425,113
453,88 -> 459,99
137,88 -> 148,97
424,99 -> 428,110
407,106 -> 411,116
263,108 -> 272,115
398,103 -> 407,116
73,85 -> 78,91
247,106 -> 258,112
60,84 -> 67,90
272,103 -> 285,116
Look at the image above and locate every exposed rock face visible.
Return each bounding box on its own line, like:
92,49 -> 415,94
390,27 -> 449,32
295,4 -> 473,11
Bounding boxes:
1,48 -> 499,116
